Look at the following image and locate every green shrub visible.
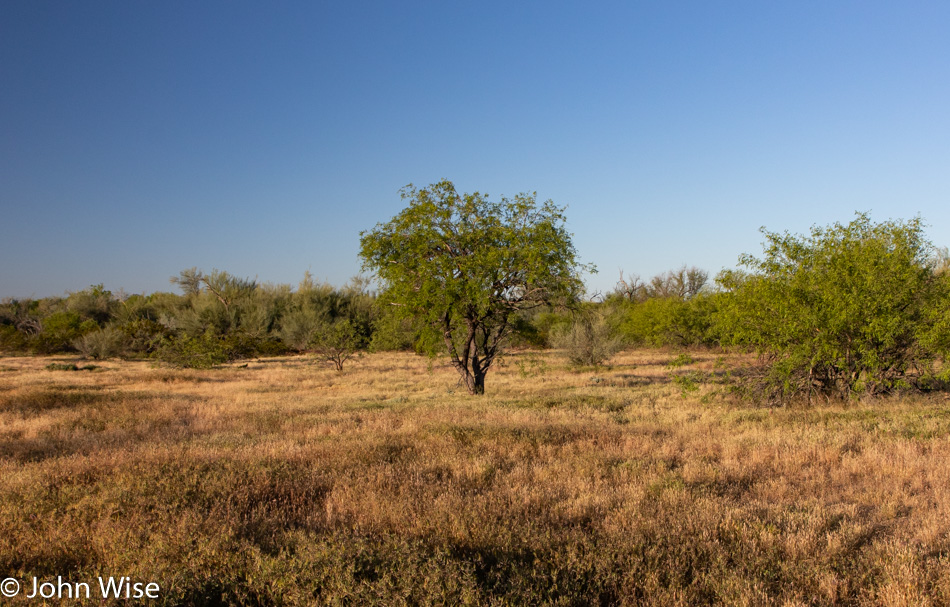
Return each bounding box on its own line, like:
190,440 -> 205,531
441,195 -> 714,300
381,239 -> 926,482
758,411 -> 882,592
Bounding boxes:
45,363 -> 99,371
717,213 -> 945,400
0,325 -> 28,353
506,313 -> 548,349
254,336 -> 291,357
614,295 -> 717,348
368,309 -> 423,352
666,353 -> 703,396
529,310 -> 573,348
32,312 -> 98,354
119,318 -> 172,355
313,319 -> 365,371
668,353 -> 695,368
65,284 -> 117,325
155,334 -> 231,369
279,306 -> 322,351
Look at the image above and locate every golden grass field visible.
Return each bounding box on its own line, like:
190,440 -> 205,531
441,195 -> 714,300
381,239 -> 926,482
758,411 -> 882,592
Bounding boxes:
1,349 -> 949,605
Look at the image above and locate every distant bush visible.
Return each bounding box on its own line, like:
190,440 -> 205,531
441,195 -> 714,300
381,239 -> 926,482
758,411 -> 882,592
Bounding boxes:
65,284 -> 117,325
553,309 -> 620,367
119,318 -> 171,356
613,294 -> 718,348
279,307 -> 322,351
368,312 -> 420,352
0,325 -> 28,353
506,313 -> 548,349
72,327 -> 129,359
155,334 -> 232,369
32,312 -> 98,354
524,309 -> 573,348
45,363 -> 99,371
668,353 -> 695,368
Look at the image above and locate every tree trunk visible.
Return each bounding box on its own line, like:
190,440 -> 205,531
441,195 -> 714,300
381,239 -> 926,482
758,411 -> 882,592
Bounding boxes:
459,368 -> 486,395
471,370 -> 485,395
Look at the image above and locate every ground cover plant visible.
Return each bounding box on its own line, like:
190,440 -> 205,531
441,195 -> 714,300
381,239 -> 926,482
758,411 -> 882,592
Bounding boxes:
1,350 -> 949,605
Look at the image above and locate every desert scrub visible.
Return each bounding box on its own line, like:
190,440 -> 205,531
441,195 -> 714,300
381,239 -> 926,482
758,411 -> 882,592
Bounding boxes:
71,326 -> 129,359
553,308 -> 621,367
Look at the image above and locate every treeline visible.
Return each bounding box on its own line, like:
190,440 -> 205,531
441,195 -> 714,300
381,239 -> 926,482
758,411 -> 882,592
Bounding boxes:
0,271 -> 385,369
2,214 -> 949,401
0,266 -> 720,361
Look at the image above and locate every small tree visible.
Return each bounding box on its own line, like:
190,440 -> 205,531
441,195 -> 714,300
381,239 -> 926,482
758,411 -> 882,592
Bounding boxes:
312,319 -> 363,372
359,180 -> 587,394
718,213 -> 943,400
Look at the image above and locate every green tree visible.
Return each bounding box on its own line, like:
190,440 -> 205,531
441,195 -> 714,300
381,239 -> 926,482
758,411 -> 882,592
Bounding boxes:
65,284 -> 117,325
717,213 -> 943,400
359,180 -> 588,394
312,318 -> 364,372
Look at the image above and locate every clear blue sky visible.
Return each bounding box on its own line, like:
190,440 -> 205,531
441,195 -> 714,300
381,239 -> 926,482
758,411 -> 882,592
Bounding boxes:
3,1 -> 949,299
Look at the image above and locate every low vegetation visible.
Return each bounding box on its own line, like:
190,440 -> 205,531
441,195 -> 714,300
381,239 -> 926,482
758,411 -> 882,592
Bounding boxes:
1,350 -> 949,604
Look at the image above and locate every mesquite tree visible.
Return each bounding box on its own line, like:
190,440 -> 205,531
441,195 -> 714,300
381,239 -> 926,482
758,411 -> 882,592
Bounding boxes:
359,180 -> 587,394
717,213 -> 945,400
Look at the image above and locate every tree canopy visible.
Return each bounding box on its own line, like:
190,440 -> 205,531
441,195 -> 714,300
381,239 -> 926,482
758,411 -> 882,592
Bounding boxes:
359,180 -> 587,394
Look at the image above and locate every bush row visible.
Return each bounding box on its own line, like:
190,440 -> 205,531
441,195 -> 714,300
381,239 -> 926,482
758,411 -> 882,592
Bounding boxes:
3,215 -> 950,399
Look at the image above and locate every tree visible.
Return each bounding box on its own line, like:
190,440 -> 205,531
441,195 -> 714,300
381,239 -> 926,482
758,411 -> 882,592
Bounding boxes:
647,266 -> 708,299
169,268 -> 262,337
613,266 -> 708,302
717,213 -> 943,400
359,180 -> 588,394
312,318 -> 364,372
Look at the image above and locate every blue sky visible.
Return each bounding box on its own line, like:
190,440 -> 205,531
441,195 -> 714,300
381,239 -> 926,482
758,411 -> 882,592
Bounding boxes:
2,1 -> 949,299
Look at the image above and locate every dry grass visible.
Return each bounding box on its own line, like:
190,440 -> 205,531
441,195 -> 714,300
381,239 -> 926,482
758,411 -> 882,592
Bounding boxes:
1,350 -> 949,605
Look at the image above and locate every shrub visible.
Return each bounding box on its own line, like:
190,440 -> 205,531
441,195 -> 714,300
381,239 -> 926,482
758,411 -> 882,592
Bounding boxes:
312,319 -> 364,372
614,295 -> 718,348
525,309 -> 573,348
717,213 -> 944,400
368,311 -> 420,352
119,318 -> 172,356
155,334 -> 231,369
72,327 -> 129,359
0,325 -> 28,353
45,363 -> 98,371
65,284 -> 118,325
32,312 -> 98,354
667,353 -> 703,396
553,309 -> 621,367
279,306 -> 323,351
